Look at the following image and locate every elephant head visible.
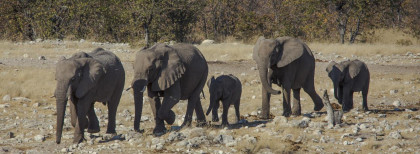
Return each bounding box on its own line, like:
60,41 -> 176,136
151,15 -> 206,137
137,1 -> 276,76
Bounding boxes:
252,36 -> 304,95
54,57 -> 105,144
206,76 -> 225,121
326,61 -> 347,104
131,43 -> 185,131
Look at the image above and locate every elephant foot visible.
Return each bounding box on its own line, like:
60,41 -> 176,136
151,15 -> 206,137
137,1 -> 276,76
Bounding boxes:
181,120 -> 192,127
87,128 -> 100,134
282,111 -> 291,117
314,103 -> 324,111
258,111 -> 270,119
291,110 -> 301,116
221,121 -> 229,127
164,110 -> 176,125
196,120 -> 207,127
73,134 -> 85,144
363,106 -> 369,112
153,126 -> 167,137
134,129 -> 144,133
212,117 -> 219,122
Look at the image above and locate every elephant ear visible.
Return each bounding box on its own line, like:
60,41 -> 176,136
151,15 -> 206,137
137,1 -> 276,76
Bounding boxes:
75,58 -> 106,98
275,37 -> 305,68
152,45 -> 186,91
326,61 -> 338,73
207,76 -> 215,88
347,60 -> 362,79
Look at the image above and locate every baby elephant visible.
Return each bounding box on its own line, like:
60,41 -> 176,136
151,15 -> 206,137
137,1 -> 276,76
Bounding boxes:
326,59 -> 370,112
206,74 -> 242,126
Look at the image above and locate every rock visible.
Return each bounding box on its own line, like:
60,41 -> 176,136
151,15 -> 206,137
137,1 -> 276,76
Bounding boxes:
61,148 -> 69,153
355,137 -> 364,142
388,131 -> 402,139
186,136 -> 209,148
273,116 -> 288,124
35,38 -> 43,42
343,140 -> 354,145
5,132 -> 14,138
393,101 -> 401,107
38,56 -> 46,60
12,97 -> 31,102
23,54 -> 29,58
201,39 -> 215,45
359,123 -> 369,130
313,129 -> 323,135
251,67 -> 257,70
32,103 -> 40,107
390,90 -> 398,94
250,111 -> 258,116
291,117 -> 311,128
251,95 -> 256,99
0,103 -> 10,108
378,114 -> 387,118
34,135 -> 45,142
79,39 -> 85,43
2,95 -> 11,102
151,138 -> 165,150
213,134 -> 235,146
166,132 -> 186,142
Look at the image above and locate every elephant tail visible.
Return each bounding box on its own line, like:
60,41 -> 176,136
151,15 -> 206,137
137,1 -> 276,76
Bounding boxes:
200,90 -> 205,99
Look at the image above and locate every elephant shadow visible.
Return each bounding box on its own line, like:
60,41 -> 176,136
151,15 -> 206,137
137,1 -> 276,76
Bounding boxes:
207,120 -> 270,130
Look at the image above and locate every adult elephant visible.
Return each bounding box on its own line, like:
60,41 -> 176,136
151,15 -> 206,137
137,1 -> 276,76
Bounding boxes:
54,48 -> 125,144
131,43 -> 208,136
326,59 -> 370,112
253,36 -> 324,118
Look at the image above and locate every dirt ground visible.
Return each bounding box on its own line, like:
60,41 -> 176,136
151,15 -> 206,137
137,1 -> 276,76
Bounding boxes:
0,41 -> 419,153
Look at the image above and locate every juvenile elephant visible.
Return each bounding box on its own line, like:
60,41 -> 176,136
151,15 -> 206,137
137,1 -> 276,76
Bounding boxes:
131,43 -> 208,136
253,36 -> 323,118
206,74 -> 242,126
54,48 -> 125,144
326,59 -> 370,112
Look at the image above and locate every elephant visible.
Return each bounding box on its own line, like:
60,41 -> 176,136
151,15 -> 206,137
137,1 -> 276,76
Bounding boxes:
326,59 -> 370,112
54,48 -> 125,144
253,36 -> 324,118
206,74 -> 242,126
131,43 -> 208,136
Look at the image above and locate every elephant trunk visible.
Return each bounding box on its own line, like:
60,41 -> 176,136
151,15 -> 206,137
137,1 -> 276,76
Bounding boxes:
333,82 -> 339,101
206,94 -> 216,115
55,83 -> 69,144
257,63 -> 280,95
132,80 -> 146,132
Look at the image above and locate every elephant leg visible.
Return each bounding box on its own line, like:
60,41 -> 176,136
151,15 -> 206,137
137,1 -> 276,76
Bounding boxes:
234,100 -> 240,123
150,96 -> 161,119
193,95 -> 206,127
342,86 -> 352,112
282,87 -> 292,117
106,93 -> 121,134
70,101 -> 77,128
74,101 -> 90,143
303,85 -> 323,111
338,86 -> 343,104
212,101 -> 220,122
349,91 -> 354,110
155,82 -> 180,135
362,89 -> 369,111
291,88 -> 301,116
87,103 -> 100,133
221,103 -> 229,127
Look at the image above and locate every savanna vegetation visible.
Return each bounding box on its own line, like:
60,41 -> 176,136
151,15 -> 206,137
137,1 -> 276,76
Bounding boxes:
1,0 -> 420,45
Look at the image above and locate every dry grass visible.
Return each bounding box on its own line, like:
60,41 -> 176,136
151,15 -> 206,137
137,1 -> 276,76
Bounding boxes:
197,43 -> 254,62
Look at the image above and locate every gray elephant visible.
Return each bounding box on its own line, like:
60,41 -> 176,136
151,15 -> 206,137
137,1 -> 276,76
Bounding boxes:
54,48 -> 125,144
253,36 -> 324,118
131,43 -> 208,136
206,74 -> 242,126
326,59 -> 370,112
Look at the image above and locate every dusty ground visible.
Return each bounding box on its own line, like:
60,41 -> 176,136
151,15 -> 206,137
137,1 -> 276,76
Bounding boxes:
0,40 -> 419,153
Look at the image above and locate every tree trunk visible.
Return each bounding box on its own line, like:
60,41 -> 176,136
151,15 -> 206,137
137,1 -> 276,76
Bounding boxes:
349,17 -> 360,44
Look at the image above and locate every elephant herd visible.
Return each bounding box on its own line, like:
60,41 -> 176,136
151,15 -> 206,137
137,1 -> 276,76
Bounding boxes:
54,36 -> 370,144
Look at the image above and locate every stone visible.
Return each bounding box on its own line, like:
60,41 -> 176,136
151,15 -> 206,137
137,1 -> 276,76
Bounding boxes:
393,101 -> 401,107
23,54 -> 29,58
390,90 -> 398,94
12,97 -> 31,102
251,67 -> 257,70
61,148 -> 69,153
32,103 -> 40,107
6,132 -> 14,138
201,39 -> 215,45
213,134 -> 235,146
38,56 -> 46,60
355,137 -> 364,142
388,131 -> 402,139
291,117 -> 311,128
166,132 -> 186,142
2,95 -> 11,102
0,103 -> 10,108
378,114 -> 387,118
273,116 -> 288,124
34,135 -> 45,142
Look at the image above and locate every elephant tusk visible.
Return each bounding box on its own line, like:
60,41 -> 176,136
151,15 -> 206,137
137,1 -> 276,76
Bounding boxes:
140,86 -> 146,92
